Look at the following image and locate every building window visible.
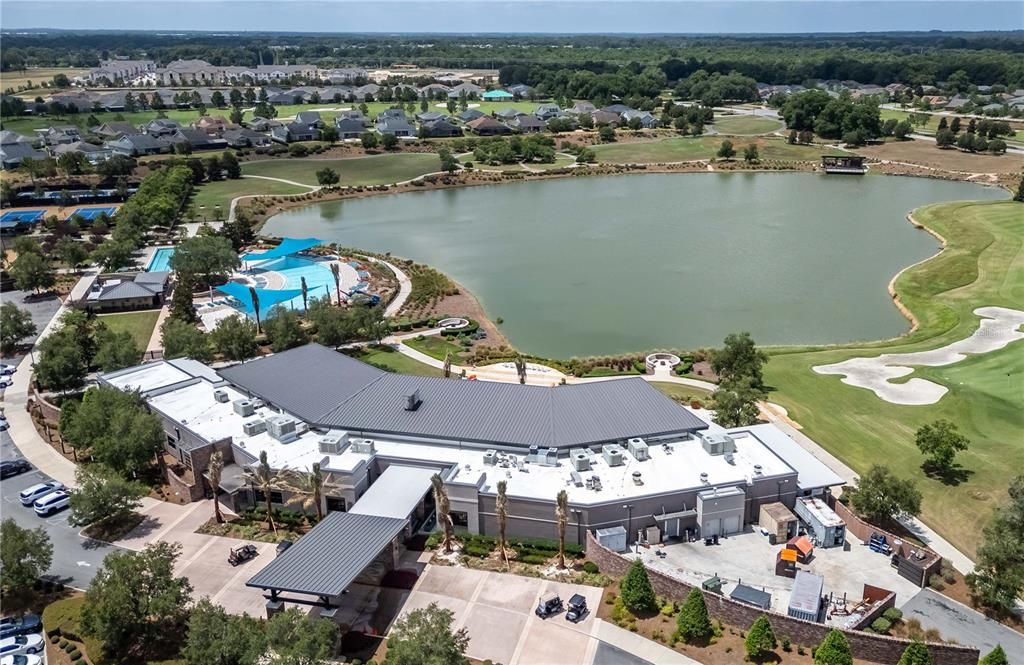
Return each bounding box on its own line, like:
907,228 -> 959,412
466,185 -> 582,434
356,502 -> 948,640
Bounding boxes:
253,490 -> 282,504
451,511 -> 469,527
166,435 -> 177,449
326,496 -> 347,513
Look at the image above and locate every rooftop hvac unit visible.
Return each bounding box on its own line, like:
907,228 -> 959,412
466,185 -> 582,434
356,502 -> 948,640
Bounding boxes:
570,470 -> 583,487
546,447 -> 559,465
265,415 -> 297,442
572,452 -> 591,472
627,437 -> 650,461
350,438 -> 376,454
528,445 -> 539,461
483,450 -> 498,466
403,389 -> 422,411
602,445 -> 624,467
701,432 -> 735,456
213,389 -> 230,403
242,419 -> 266,436
232,399 -> 254,417
319,434 -> 344,455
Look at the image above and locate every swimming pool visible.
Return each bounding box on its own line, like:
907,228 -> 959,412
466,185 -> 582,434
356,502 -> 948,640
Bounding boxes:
241,255 -> 337,314
147,247 -> 176,272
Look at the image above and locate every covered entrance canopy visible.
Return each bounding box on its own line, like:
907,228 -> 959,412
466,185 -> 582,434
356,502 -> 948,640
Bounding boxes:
247,512 -> 407,600
350,465 -> 437,520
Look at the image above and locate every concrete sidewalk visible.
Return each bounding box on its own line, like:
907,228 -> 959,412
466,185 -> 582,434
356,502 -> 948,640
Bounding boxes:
591,619 -> 700,664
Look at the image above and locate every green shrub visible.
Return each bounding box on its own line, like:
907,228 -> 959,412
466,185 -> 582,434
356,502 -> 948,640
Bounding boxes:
619,559 -> 657,613
675,589 -> 713,643
814,630 -> 852,665
519,553 -> 550,565
928,574 -> 945,591
745,615 -> 777,661
582,561 -> 599,574
64,643 -> 76,653
883,607 -> 903,622
463,544 -> 491,558
50,635 -> 60,644
782,637 -> 792,652
68,649 -> 81,659
870,617 -> 892,634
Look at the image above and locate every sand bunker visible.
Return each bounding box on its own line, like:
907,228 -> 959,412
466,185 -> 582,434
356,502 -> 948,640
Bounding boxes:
813,306 -> 1024,405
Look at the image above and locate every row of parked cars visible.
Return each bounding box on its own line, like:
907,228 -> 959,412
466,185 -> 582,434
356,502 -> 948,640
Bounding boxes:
0,614 -> 43,663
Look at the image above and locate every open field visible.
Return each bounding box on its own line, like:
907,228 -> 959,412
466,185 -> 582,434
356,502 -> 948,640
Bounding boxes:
240,153 -> 441,186
244,100 -> 541,125
1,67 -> 90,91
403,335 -> 466,361
190,178 -> 309,214
712,114 -> 785,135
591,135 -> 840,163
853,138 -> 1024,173
97,310 -> 161,352
764,200 -> 1023,557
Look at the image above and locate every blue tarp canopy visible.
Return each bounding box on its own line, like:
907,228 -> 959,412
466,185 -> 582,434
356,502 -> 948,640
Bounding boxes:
215,282 -> 304,317
243,237 -> 323,261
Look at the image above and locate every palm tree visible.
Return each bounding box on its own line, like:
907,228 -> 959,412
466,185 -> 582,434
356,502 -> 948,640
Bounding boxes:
496,480 -> 509,568
283,462 -> 336,523
242,450 -> 293,533
207,450 -> 225,524
300,276 -> 309,317
431,474 -> 453,554
555,490 -> 569,569
443,351 -> 452,379
249,286 -> 261,334
330,262 -> 342,304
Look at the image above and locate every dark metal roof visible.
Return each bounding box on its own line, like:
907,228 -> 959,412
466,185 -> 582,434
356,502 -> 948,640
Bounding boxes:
730,583 -> 772,609
218,344 -> 707,449
246,512 -> 407,597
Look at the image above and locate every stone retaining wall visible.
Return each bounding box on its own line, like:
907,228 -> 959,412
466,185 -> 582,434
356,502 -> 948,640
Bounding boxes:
585,532 -> 979,665
30,388 -> 62,424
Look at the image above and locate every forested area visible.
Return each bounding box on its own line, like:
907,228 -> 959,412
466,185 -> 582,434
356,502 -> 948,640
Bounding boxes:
3,31 -> 1023,88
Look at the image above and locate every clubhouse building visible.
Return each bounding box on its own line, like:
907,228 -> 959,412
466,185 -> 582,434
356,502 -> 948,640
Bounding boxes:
101,344 -> 842,606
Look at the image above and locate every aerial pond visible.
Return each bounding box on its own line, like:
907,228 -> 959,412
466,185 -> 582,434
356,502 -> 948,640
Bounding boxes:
264,173 -> 1006,357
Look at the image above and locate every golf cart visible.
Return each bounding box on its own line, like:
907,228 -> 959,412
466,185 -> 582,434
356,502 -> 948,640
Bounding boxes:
228,544 -> 258,566
535,592 -> 563,618
565,594 -> 588,622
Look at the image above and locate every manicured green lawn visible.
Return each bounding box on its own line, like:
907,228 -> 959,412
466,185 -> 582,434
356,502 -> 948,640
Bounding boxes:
650,381 -> 714,402
592,135 -> 839,163
879,107 -> 1024,141
190,178 -> 310,214
764,200 -> 1023,557
404,335 -> 467,362
713,114 -> 785,135
0,108 -> 211,136
97,310 -> 161,352
243,100 -> 542,125
240,153 -> 441,186
351,345 -> 445,376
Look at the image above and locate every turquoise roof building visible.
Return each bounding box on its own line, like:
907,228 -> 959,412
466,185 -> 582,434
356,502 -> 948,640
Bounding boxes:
482,89 -> 514,101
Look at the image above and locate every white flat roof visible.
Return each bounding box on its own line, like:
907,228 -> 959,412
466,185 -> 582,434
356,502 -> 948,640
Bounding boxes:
798,497 -> 845,527
349,465 -> 436,520
730,424 -> 846,490
104,361 -> 195,394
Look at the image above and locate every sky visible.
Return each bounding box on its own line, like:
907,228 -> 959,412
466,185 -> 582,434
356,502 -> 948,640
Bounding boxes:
2,1 -> 1022,33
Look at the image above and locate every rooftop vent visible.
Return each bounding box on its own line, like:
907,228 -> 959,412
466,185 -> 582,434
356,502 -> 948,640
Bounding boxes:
242,419 -> 266,436
700,472 -> 709,484
213,389 -> 229,403
632,471 -> 643,486
570,470 -> 583,487
701,432 -> 736,456
404,389 -> 422,411
483,450 -> 498,466
724,452 -> 735,465
232,399 -> 254,417
350,438 -> 376,455
753,464 -> 763,475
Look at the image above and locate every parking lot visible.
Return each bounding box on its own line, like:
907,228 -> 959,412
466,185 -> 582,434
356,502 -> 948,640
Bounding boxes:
900,589 -> 1024,665
633,528 -> 924,615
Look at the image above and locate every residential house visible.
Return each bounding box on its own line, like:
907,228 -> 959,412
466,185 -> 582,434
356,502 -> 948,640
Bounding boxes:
601,104 -> 633,115
590,110 -> 621,126
466,116 -> 511,136
336,110 -> 368,124
482,89 -> 514,102
416,111 -> 445,123
88,59 -> 156,83
377,108 -> 408,122
271,123 -> 320,144
507,83 -> 532,98
355,84 -> 381,100
334,117 -> 366,140
170,129 -> 229,152
448,82 -> 483,99
82,272 -> 170,313
420,119 -> 462,138
144,119 -> 182,138
246,117 -> 282,132
37,125 -> 82,147
510,115 -> 546,133
568,101 -> 597,115
93,121 -> 142,141
621,109 -> 658,128
945,95 -> 971,111
267,91 -> 303,105
418,83 -> 450,98
195,115 -> 235,136
376,117 -> 416,137
0,131 -> 47,169
495,108 -> 525,121
159,59 -> 226,85
534,104 -> 562,120
51,141 -> 113,165
106,134 -> 172,156
222,128 -> 272,148
458,109 -> 485,123
294,111 -> 323,128
325,68 -> 367,84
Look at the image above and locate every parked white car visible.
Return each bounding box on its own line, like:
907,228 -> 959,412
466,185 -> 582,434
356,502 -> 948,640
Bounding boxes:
2,653 -> 44,665
0,377 -> 12,389
0,364 -> 16,375
34,490 -> 70,517
0,634 -> 44,656
19,481 -> 64,506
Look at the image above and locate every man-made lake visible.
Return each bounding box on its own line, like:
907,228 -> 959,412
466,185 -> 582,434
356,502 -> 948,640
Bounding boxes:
264,173 -> 1006,357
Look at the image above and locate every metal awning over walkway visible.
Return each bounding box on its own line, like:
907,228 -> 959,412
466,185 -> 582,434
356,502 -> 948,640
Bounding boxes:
350,465 -> 436,520
246,512 -> 407,598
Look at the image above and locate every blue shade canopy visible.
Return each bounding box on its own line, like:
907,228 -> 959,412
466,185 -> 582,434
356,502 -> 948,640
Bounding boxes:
215,282 -> 305,317
243,237 -> 323,261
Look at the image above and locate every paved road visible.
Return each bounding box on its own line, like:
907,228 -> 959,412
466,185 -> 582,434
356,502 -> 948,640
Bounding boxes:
900,589 -> 1024,664
0,430 -> 121,590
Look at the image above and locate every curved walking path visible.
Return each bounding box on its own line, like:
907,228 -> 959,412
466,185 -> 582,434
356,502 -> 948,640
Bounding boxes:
242,174 -> 323,189
365,256 -> 412,317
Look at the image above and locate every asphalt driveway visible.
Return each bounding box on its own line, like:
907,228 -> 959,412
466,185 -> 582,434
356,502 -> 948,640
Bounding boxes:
900,589 -> 1023,664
